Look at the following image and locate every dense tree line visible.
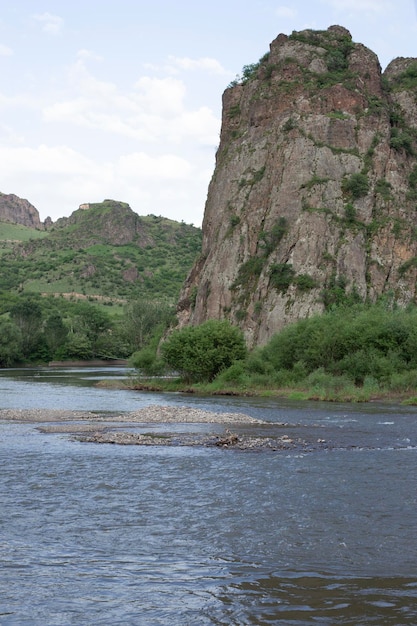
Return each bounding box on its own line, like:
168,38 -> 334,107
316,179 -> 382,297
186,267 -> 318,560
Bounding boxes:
0,293 -> 173,366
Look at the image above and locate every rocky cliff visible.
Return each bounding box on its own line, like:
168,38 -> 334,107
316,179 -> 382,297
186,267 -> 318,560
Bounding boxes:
0,193 -> 46,229
177,25 -> 417,347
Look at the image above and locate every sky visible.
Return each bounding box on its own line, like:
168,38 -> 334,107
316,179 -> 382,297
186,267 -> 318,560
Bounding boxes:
1,1 -> 417,226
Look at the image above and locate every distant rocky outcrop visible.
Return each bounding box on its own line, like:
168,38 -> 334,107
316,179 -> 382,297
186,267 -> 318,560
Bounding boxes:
53,199 -> 155,247
0,193 -> 46,229
1,198 -> 202,302
177,25 -> 417,347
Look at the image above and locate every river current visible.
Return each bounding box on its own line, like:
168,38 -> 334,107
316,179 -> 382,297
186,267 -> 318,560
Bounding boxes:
1,367 -> 417,625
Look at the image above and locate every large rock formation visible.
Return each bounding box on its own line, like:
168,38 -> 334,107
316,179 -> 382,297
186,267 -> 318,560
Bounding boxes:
177,26 -> 417,347
0,193 -> 45,229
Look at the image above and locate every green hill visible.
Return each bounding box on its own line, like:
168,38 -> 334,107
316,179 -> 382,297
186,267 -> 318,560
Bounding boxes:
0,200 -> 202,303
0,222 -> 49,250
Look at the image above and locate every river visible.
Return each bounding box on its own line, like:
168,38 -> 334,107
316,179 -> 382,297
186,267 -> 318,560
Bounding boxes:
1,367 -> 417,625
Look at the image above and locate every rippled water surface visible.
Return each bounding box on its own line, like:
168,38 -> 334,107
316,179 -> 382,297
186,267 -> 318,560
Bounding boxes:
1,367 -> 417,624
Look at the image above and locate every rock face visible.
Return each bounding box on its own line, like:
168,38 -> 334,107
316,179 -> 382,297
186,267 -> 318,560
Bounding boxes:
0,193 -> 45,229
177,26 -> 417,347
53,199 -> 153,246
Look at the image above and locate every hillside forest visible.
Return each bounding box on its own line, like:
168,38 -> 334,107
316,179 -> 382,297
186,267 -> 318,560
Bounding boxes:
0,200 -> 201,366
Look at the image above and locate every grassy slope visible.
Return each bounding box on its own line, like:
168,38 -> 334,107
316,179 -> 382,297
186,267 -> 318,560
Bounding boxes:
0,223 -> 48,257
0,203 -> 202,303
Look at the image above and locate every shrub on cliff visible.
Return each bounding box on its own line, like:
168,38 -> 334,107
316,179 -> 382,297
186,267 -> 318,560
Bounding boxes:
341,172 -> 369,199
161,320 -> 247,383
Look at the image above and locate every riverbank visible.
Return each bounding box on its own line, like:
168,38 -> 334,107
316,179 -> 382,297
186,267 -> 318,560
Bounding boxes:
96,377 -> 417,405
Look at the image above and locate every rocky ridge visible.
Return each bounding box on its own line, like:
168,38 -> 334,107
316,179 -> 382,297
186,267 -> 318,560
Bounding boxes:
0,193 -> 49,229
177,26 -> 417,347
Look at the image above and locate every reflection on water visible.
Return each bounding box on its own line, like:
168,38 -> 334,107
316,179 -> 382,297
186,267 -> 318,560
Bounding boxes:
1,367 -> 417,624
214,574 -> 417,625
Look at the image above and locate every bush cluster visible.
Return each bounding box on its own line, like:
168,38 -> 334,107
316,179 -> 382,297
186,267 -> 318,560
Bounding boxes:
341,172 -> 369,199
161,320 -> 247,383
131,303 -> 417,401
255,304 -> 417,386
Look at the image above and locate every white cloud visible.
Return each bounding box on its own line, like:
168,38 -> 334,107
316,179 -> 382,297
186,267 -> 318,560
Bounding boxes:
117,152 -> 192,180
172,106 -> 220,145
0,144 -> 97,175
0,123 -> 24,144
34,12 -> 64,35
0,143 -> 209,224
275,6 -> 297,19
321,0 -> 392,13
0,92 -> 40,111
144,55 -> 230,78
1,47 -> 219,225
134,76 -> 186,117
0,43 -> 13,56
43,58 -> 220,146
166,55 -> 229,75
76,49 -> 103,62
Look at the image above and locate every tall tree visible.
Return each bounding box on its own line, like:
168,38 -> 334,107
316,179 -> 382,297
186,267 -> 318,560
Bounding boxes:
0,318 -> 22,366
124,300 -> 173,351
44,311 -> 68,356
9,297 -> 43,358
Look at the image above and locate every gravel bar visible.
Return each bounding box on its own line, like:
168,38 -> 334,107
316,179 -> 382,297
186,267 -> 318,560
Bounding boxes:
0,405 -> 265,424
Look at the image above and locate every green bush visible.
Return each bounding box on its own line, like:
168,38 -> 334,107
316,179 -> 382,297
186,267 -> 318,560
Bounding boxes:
408,165 -> 417,200
389,61 -> 417,91
245,350 -> 274,375
214,361 -> 248,386
387,369 -> 417,392
321,273 -> 361,309
335,348 -> 404,384
259,217 -> 288,255
269,263 -> 295,292
161,319 -> 247,383
255,304 -> 417,386
306,368 -> 355,392
294,274 -> 317,291
375,178 -> 392,199
344,203 -> 357,224
326,48 -> 349,72
232,257 -> 264,288
130,346 -> 165,376
341,172 -> 369,199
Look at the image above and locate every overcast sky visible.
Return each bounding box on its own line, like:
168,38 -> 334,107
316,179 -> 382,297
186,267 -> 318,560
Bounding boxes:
1,1 -> 417,225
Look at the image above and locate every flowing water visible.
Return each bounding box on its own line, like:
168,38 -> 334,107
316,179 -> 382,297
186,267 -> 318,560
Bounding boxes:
1,367 -> 417,625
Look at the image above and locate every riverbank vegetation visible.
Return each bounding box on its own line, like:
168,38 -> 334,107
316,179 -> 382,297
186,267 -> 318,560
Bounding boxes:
3,289 -> 417,404
129,303 -> 417,403
0,292 -> 174,366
